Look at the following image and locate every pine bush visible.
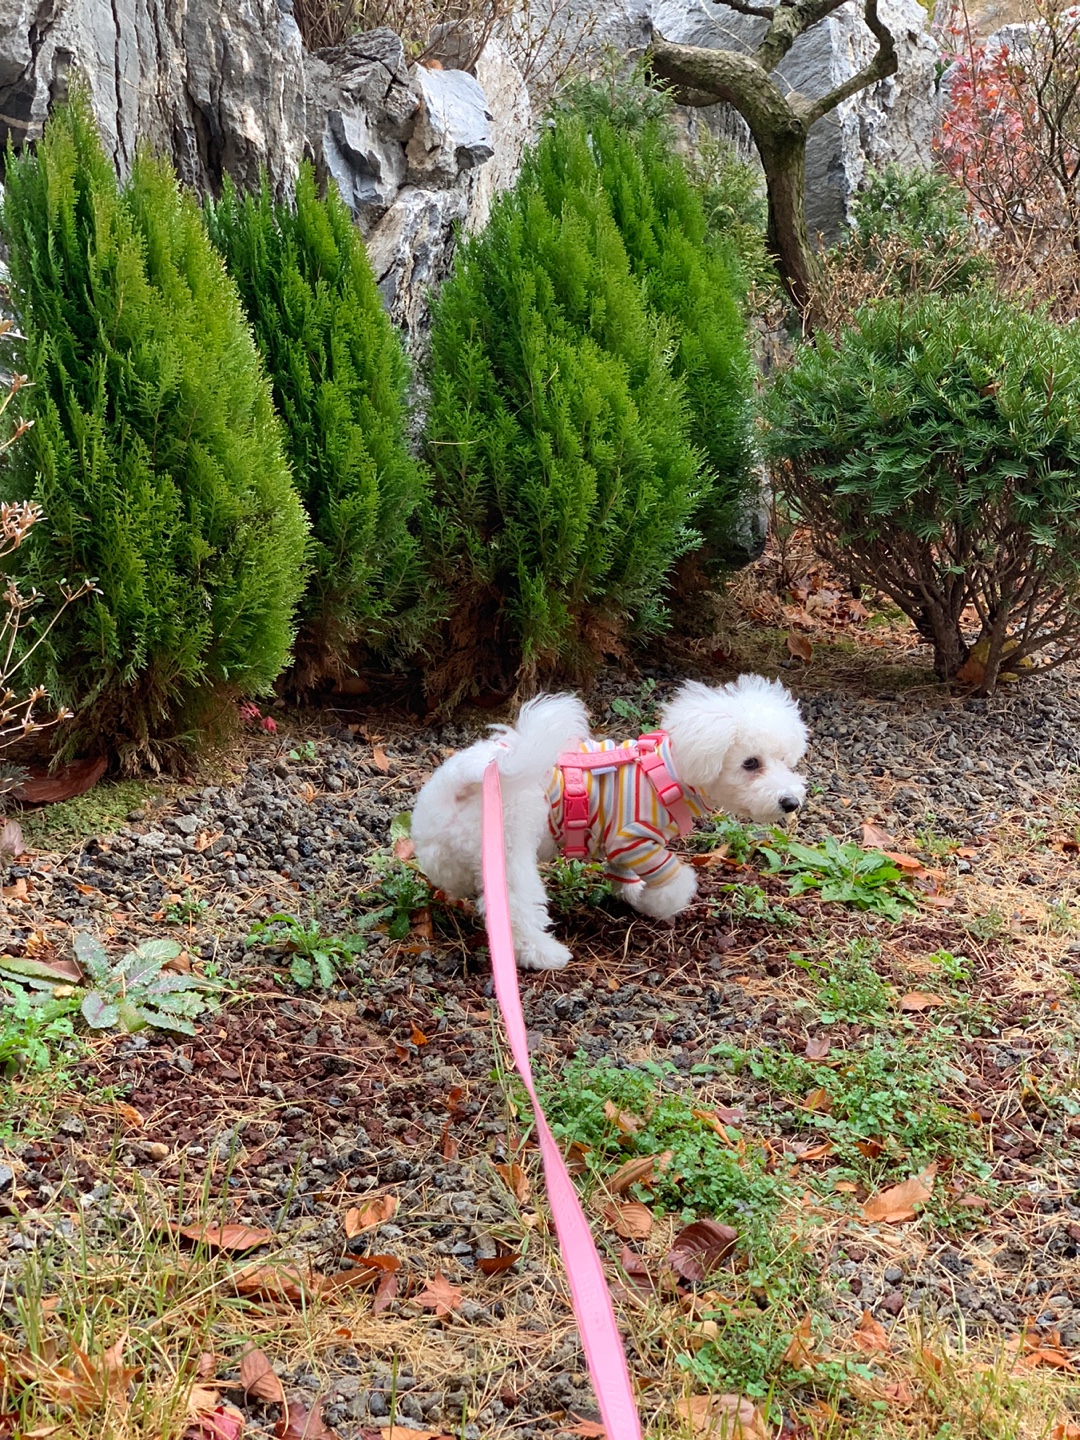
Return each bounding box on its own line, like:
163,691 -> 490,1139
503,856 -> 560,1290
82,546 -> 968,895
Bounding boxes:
422,117 -> 705,702
0,91 -> 309,768
765,292 -> 1080,692
206,166 -> 431,686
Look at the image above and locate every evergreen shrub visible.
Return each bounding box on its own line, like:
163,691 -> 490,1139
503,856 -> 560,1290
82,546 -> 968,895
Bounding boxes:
0,90 -> 309,768
206,166 -> 431,686
422,116 -> 719,701
766,292 -> 1080,692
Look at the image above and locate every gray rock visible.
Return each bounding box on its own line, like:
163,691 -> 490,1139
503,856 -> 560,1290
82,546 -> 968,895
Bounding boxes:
406,65 -> 494,184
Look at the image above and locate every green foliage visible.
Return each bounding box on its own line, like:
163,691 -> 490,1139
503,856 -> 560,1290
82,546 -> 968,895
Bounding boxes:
718,1035 -> 979,1175
766,293 -> 1080,688
363,857 -> 432,939
546,858 -> 613,914
245,912 -> 370,990
609,677 -> 660,733
0,986 -> 79,1074
713,882 -> 796,929
543,1055 -> 787,1222
422,115 -> 705,698
0,90 -> 309,767
795,938 -> 893,1022
205,166 -> 431,684
686,135 -> 775,297
840,164 -> 989,296
556,77 -> 757,567
72,934 -> 218,1037
760,834 -> 916,920
688,815 -> 760,863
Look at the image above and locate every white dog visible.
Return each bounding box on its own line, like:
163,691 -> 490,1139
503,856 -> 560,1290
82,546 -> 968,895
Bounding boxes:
411,675 -> 808,971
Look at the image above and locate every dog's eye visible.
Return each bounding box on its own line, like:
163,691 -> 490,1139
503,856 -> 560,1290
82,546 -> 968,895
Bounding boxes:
742,757 -> 761,772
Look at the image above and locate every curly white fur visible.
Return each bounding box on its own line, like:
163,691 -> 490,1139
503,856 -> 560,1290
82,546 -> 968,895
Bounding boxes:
411,675 -> 808,971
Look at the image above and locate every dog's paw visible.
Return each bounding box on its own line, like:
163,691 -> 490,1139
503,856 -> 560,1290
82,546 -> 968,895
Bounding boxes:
516,938 -> 572,971
624,865 -> 698,919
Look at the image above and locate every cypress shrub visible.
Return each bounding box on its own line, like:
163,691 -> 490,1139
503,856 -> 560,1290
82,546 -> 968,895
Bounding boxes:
0,90 -> 309,769
422,116 -> 704,703
206,166 -> 432,686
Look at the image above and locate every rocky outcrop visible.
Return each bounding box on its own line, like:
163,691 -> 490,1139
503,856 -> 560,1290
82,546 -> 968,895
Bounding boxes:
0,0 -> 531,334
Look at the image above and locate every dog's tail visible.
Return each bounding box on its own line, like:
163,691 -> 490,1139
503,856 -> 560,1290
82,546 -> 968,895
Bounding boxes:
487,694 -> 591,788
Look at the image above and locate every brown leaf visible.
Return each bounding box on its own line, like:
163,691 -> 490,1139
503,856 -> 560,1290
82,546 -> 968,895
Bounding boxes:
666,1220 -> 738,1282
675,1392 -> 770,1439
860,822 -> 895,850
883,850 -> 927,874
567,1420 -> 606,1438
495,1162 -> 530,1205
608,1151 -> 671,1195
783,1315 -> 817,1372
853,1309 -> 891,1354
617,1245 -> 661,1294
602,1201 -> 653,1240
956,654 -> 985,686
414,1272 -> 462,1317
800,1086 -> 832,1114
476,1253 -> 521,1275
603,1099 -> 644,1135
1015,1346 -> 1076,1372
393,837 -> 415,861
786,633 -> 812,664
343,1195 -> 398,1237
184,1406 -> 245,1440
862,1165 -> 937,1223
899,992 -> 947,1012
227,1264 -> 312,1306
275,1397 -> 337,1439
372,1269 -> 399,1314
804,1034 -> 832,1060
371,746 -> 390,773
410,1024 -> 429,1046
14,756 -> 107,805
238,1348 -> 285,1405
170,1222 -> 274,1253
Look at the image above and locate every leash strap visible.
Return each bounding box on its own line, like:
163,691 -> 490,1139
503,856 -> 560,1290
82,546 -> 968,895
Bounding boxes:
482,761 -> 644,1440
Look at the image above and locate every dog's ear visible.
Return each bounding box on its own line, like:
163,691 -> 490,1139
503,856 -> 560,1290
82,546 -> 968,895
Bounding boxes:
659,681 -> 738,790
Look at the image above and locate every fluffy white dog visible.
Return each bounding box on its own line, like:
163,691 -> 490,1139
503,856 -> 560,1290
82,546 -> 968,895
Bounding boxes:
411,675 -> 808,971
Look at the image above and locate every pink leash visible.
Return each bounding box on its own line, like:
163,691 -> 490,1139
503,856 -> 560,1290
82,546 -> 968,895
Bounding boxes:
481,760 -> 644,1440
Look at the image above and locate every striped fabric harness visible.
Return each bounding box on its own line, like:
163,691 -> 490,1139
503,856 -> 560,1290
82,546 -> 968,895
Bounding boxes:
550,731 -> 704,879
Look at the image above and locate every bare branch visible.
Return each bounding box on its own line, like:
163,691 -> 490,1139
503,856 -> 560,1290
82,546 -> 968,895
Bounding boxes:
795,0 -> 899,127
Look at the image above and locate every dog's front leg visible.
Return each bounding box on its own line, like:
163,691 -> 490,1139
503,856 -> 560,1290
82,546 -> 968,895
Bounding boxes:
617,857 -> 698,919
497,836 -> 572,971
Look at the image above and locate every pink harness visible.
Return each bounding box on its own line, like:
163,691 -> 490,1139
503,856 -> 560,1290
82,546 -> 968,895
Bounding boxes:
556,729 -> 695,860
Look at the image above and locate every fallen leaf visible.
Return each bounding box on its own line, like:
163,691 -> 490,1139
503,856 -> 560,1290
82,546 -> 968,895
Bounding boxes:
372,1269 -> 399,1314
239,1348 -> 285,1405
343,1195 -> 398,1237
393,836 -> 415,861
184,1406 -> 245,1440
275,1397 -> 336,1439
410,1024 -> 429,1046
566,1419 -> 606,1438
800,1086 -> 832,1114
1016,1347 -> 1076,1371
783,1315 -> 817,1371
804,1034 -> 832,1060
863,1165 -> 937,1223
169,1222 -> 274,1253
14,756 -> 107,805
675,1392 -> 770,1439
476,1252 -> 521,1275
792,1139 -> 833,1162
860,823 -> 895,850
618,1245 -> 661,1294
371,746 -> 390,773
666,1220 -> 738,1282
855,1138 -> 884,1160
1052,1422 -> 1080,1439
495,1162 -> 530,1205
899,991 -> 947,1012
608,1151 -> 671,1195
882,850 -> 927,874
956,654 -> 985,686
603,1201 -> 654,1241
227,1264 -> 312,1306
786,632 -> 812,664
852,1309 -> 891,1354
414,1272 -> 462,1317
603,1099 -> 644,1135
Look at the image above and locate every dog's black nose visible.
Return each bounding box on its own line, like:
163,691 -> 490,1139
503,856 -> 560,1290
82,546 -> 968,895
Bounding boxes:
779,796 -> 800,814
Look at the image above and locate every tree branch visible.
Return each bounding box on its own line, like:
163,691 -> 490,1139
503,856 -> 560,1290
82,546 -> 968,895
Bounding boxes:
794,0 -> 899,127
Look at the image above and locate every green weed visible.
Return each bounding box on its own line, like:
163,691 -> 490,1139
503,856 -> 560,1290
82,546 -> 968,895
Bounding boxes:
760,834 -> 916,920
610,678 -> 660,734
289,739 -> 318,764
164,890 -> 209,925
0,985 -> 80,1074
689,816 -> 761,862
362,856 -> 433,940
20,779 -> 158,850
713,882 -> 796,928
795,938 -> 893,1023
245,913 -> 371,990
546,858 -> 613,913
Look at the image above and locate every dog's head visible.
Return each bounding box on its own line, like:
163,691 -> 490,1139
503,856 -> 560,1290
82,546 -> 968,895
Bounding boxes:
660,674 -> 808,824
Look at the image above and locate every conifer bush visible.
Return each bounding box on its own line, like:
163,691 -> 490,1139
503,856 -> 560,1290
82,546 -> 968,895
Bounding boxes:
422,116 -> 704,702
0,91 -> 309,768
576,113 -> 756,567
765,292 -> 1080,693
206,166 -> 431,686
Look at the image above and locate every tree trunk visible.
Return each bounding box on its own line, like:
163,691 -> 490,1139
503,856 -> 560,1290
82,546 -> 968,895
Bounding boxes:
759,128 -> 822,320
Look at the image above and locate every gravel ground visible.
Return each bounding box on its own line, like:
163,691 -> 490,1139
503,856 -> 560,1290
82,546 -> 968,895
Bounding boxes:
3,656 -> 1080,1436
